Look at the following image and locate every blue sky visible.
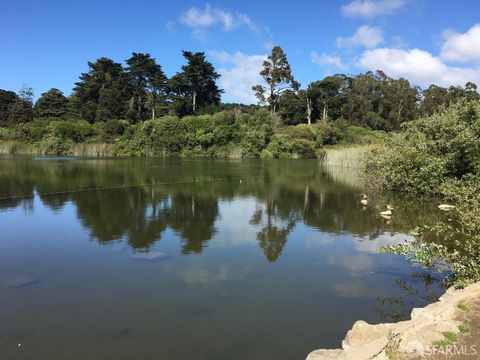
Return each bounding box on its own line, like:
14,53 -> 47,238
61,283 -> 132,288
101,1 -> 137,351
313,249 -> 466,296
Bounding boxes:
1,0 -> 480,103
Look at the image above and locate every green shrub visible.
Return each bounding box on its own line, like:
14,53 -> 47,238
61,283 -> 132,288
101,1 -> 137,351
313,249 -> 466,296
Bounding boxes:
14,120 -> 51,142
0,127 -> 15,140
266,134 -> 294,158
51,120 -> 94,142
316,123 -> 345,145
282,124 -> 318,142
343,125 -> 385,145
291,139 -> 317,158
114,124 -> 150,156
36,135 -> 73,155
366,101 -> 480,193
151,116 -> 188,156
375,101 -> 480,287
260,149 -> 273,158
104,119 -> 127,138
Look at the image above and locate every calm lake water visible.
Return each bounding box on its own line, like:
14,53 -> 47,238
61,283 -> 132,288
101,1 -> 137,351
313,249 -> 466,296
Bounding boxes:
0,155 -> 446,359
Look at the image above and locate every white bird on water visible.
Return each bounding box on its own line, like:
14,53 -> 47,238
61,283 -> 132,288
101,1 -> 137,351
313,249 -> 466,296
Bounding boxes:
380,205 -> 394,216
360,193 -> 368,206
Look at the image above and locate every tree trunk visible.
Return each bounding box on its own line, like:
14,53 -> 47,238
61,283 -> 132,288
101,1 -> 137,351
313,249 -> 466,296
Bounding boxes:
322,105 -> 327,124
151,93 -> 156,120
192,91 -> 197,113
306,98 -> 312,125
397,100 -> 404,128
270,87 -> 276,114
137,94 -> 142,121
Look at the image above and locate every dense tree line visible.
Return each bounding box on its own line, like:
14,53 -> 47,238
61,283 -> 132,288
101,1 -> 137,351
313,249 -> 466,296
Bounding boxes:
252,47 -> 479,131
0,51 -> 222,125
0,46 -> 479,131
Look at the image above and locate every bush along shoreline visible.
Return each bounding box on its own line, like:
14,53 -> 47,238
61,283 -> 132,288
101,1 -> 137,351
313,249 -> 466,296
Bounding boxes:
366,100 -> 480,288
0,110 -> 384,159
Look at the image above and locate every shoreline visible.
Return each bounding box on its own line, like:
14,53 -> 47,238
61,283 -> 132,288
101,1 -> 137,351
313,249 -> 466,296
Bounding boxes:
306,282 -> 480,360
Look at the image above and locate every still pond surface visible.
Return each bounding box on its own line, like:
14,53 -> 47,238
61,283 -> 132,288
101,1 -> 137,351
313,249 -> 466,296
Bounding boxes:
0,156 -> 446,359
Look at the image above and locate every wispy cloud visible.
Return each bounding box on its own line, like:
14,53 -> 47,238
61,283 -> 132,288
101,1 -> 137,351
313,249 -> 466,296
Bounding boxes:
341,0 -> 408,18
178,4 -> 264,38
311,51 -> 349,71
336,25 -> 384,49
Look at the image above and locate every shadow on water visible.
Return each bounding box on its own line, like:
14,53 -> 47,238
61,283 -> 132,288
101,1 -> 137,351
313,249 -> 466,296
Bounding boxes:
0,155 -> 449,360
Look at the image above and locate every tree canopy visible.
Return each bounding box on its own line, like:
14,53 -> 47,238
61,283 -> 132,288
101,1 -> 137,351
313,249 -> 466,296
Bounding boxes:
253,46 -> 299,114
35,88 -> 70,118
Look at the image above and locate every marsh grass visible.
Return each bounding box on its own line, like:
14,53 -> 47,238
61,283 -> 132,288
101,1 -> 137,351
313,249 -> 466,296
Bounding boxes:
322,144 -> 376,168
71,143 -> 115,157
0,141 -> 35,154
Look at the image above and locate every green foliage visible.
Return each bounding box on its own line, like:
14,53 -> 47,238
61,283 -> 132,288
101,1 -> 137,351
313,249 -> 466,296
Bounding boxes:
253,46 -> 299,113
0,89 -> 18,124
8,86 -> 35,124
125,52 -> 167,121
374,101 -> 480,287
36,135 -> 74,155
114,123 -> 151,157
14,120 -> 51,142
51,120 -> 94,142
169,51 -> 222,115
102,119 -> 127,139
0,108 -> 385,159
0,127 -> 15,140
316,123 -> 345,145
278,89 -> 306,125
34,88 -> 70,118
366,101 -> 480,193
72,57 -> 131,122
266,134 -> 295,158
307,74 -> 351,123
265,126 -> 318,159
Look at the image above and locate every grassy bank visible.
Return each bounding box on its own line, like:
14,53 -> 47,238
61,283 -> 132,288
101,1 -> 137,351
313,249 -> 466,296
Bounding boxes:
0,110 -> 384,159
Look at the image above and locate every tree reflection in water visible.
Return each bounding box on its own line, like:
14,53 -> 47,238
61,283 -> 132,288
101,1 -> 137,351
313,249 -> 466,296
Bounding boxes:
376,272 -> 445,322
0,156 -> 448,258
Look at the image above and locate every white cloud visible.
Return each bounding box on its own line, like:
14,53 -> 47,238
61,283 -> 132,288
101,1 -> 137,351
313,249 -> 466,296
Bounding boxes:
441,24 -> 480,63
336,25 -> 384,49
357,47 -> 480,88
209,51 -> 267,104
180,4 -> 216,28
311,51 -> 348,71
179,4 -> 263,36
237,13 -> 263,34
341,0 -> 408,18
